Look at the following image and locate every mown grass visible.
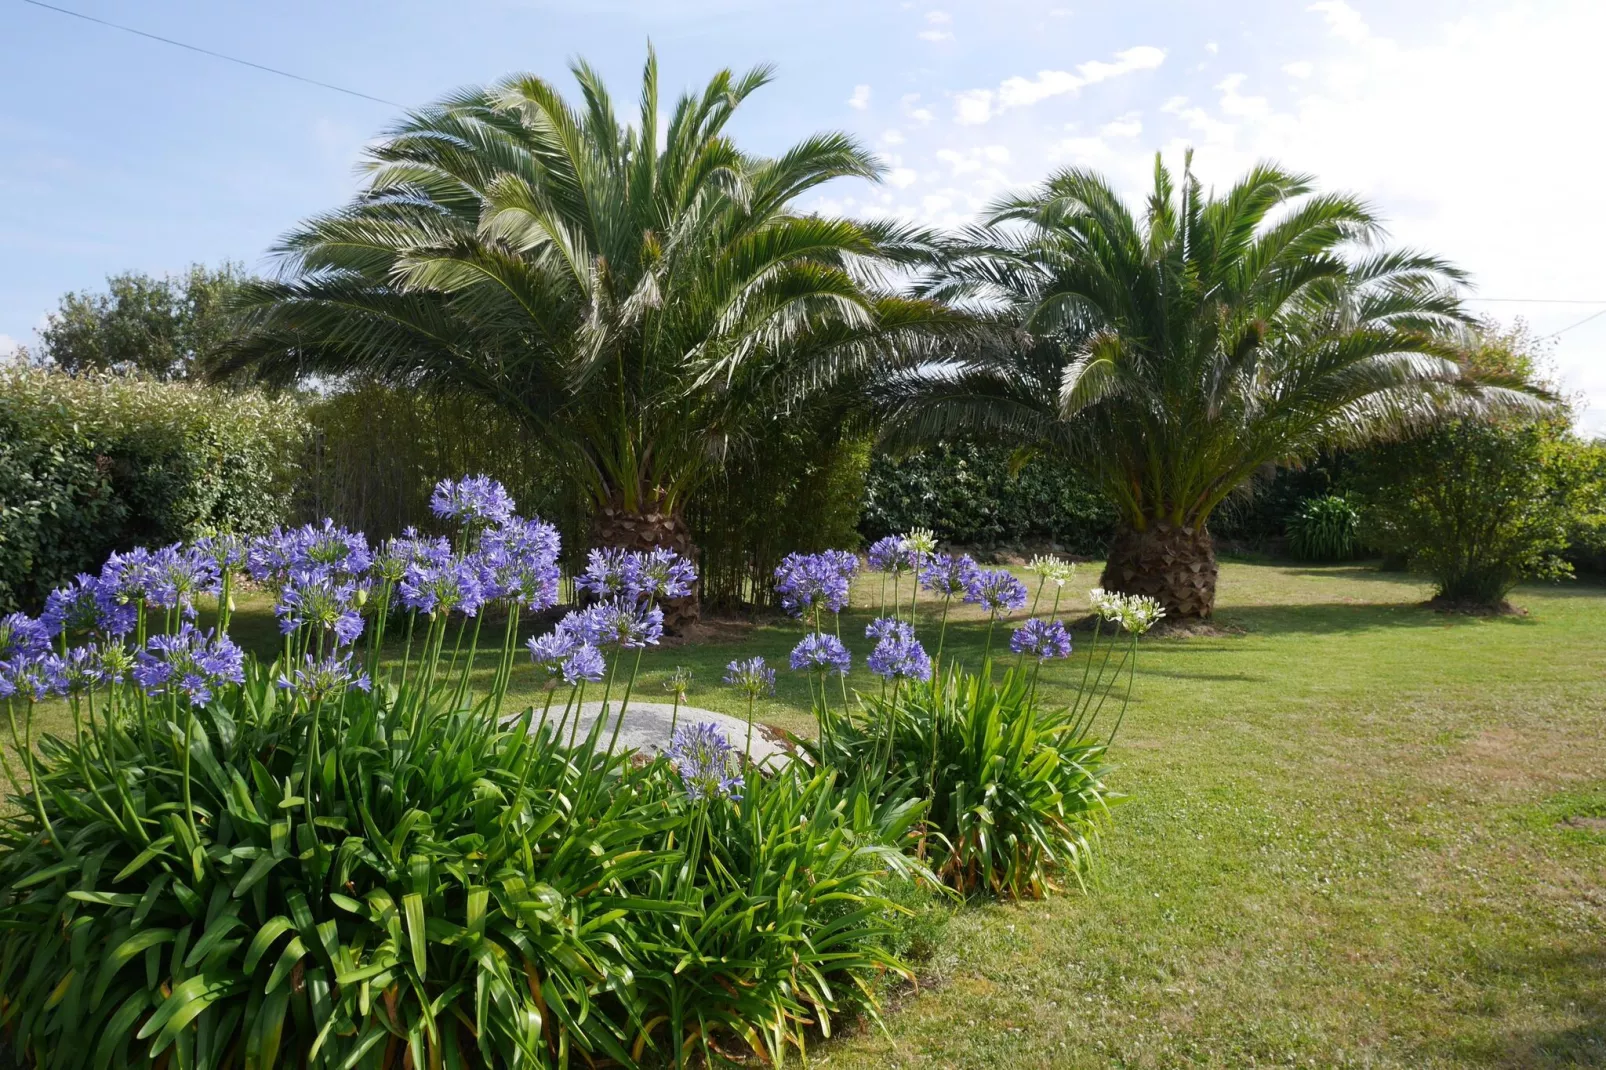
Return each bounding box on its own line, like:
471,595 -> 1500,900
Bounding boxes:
16,561 -> 1606,1067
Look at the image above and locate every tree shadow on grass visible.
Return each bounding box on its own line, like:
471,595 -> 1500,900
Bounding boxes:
1214,600 -> 1543,637
1492,947 -> 1606,1069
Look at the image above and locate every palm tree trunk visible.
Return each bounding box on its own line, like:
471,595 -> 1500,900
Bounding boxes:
1100,521 -> 1217,620
592,494 -> 700,631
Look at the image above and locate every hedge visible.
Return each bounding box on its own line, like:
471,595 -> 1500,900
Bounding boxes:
0,366 -> 305,612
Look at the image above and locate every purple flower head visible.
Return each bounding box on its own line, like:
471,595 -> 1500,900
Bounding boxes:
789,633 -> 852,677
0,614 -> 51,661
277,569 -> 365,647
1010,618 -> 1073,661
561,644 -> 607,685
867,635 -> 932,682
866,535 -> 915,575
132,625 -> 245,707
667,721 -> 744,802
590,599 -> 664,650
723,656 -> 775,698
576,548 -> 635,600
921,553 -> 981,598
430,475 -> 515,527
479,518 -> 563,611
62,643 -> 127,691
774,552 -> 852,617
194,533 -> 246,572
398,556 -> 484,618
527,630 -> 578,679
965,569 -> 1029,616
292,521 -> 372,578
44,574 -> 136,638
147,546 -> 221,615
630,548 -> 697,604
277,653 -> 372,702
374,528 -> 452,584
866,616 -> 916,644
0,654 -> 68,702
98,547 -> 165,607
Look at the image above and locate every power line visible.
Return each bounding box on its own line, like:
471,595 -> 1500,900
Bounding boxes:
1541,307 -> 1606,340
20,0 -> 403,108
1464,297 -> 1606,305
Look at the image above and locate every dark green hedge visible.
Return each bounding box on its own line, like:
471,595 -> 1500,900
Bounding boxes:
0,367 -> 306,612
859,441 -> 1116,552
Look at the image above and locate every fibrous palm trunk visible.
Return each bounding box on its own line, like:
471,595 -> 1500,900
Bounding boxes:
1100,521 -> 1217,620
592,494 -> 700,631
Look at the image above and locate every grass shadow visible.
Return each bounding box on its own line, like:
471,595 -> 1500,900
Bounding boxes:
1216,600 -> 1542,636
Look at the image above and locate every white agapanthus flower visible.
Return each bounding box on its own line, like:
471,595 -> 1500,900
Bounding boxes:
1027,554 -> 1077,586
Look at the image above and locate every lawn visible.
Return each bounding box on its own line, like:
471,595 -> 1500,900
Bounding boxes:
16,560 -> 1606,1067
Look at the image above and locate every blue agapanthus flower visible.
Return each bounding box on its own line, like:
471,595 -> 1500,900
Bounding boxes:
194,533 -> 247,572
629,547 -> 697,603
98,547 -> 167,607
132,625 -> 245,707
560,643 -> 607,685
1010,618 -> 1073,661
373,528 -> 452,584
429,475 -> 516,527
527,630 -> 578,679
723,656 -> 775,698
277,653 -> 372,702
0,613 -> 51,661
774,551 -> 853,617
920,553 -> 981,598
866,616 -> 915,644
0,654 -> 68,703
398,556 -> 485,617
61,643 -> 127,691
146,546 -> 221,615
42,574 -> 136,638
867,635 -> 932,682
477,517 -> 563,610
277,569 -> 366,646
965,569 -> 1029,615
866,535 -> 915,574
562,599 -> 663,649
667,721 -> 744,802
789,633 -> 852,676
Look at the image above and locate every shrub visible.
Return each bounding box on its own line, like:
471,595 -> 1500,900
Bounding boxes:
0,367 -> 305,614
1285,495 -> 1363,562
0,484 -> 923,1067
859,441 -> 1115,551
1349,420 -> 1581,606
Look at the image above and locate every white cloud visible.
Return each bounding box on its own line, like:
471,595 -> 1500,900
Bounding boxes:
887,167 -> 919,188
1283,60 -> 1314,78
0,334 -> 20,357
953,89 -> 995,125
847,84 -> 872,110
1308,0 -> 1371,44
911,107 -> 935,124
958,45 -> 1166,122
1100,112 -> 1143,138
881,129 -> 906,146
1205,41 -> 1219,54
919,29 -> 954,41
1214,74 -> 1270,119
918,9 -> 953,41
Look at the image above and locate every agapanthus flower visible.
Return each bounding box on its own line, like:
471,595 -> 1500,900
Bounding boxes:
398,557 -> 484,617
629,548 -> 697,603
42,575 -> 135,639
147,546 -> 221,615
132,625 -> 245,707
1027,554 -> 1077,586
723,656 -> 775,698
587,600 -> 664,649
290,520 -> 373,578
1010,618 -> 1073,661
663,666 -> 693,699
902,528 -> 938,559
62,643 -> 126,691
527,630 -> 578,679
1087,588 -> 1167,635
429,475 -> 516,527
920,553 -> 981,598
560,644 -> 607,685
0,613 -> 51,661
0,654 -> 67,702
373,529 -> 452,584
478,518 -> 563,610
965,569 -> 1029,615
866,535 -> 914,574
774,552 -> 852,617
866,616 -> 915,644
277,653 -> 372,702
98,547 -> 166,606
867,635 -> 932,682
789,633 -> 852,677
194,533 -> 247,573
576,547 -> 635,600
277,570 -> 365,646
667,721 -> 744,802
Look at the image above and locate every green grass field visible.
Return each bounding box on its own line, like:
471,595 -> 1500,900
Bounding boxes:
16,561 -> 1606,1067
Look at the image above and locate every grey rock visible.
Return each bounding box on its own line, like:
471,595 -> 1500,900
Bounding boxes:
513,700 -> 796,769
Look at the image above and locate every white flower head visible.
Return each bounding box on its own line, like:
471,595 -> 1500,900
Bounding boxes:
901,528 -> 938,557
1028,554 -> 1077,586
1119,595 -> 1166,635
1088,587 -> 1122,621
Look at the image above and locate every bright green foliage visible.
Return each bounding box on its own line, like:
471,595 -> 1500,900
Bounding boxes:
808,664 -> 1117,899
224,52 -> 961,521
0,653 -> 923,1067
1285,494 -> 1362,561
0,367 -> 305,613
860,441 -> 1115,551
1350,420 -> 1583,606
35,264 -> 248,381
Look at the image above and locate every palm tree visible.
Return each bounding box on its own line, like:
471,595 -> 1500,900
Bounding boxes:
221,53 -> 960,623
885,152 -> 1544,619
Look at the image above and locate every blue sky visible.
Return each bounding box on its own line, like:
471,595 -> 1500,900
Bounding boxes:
3,0 -> 1603,431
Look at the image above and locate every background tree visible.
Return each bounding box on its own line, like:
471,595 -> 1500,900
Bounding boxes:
885,152 -> 1543,619
36,263 -> 246,379
222,53 -> 960,623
